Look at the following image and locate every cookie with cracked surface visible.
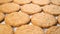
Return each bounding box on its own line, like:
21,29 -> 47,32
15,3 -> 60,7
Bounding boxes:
31,13 -> 57,28
15,25 -> 44,34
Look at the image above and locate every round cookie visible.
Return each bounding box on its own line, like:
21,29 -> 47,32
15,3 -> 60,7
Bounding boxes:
51,0 -> 60,5
0,3 -> 20,13
5,12 -> 30,27
32,0 -> 50,5
0,0 -> 12,4
13,0 -> 31,5
15,25 -> 44,34
0,12 -> 4,22
31,13 -> 57,28
0,24 -> 13,34
43,4 -> 60,15
46,26 -> 60,34
21,4 -> 42,15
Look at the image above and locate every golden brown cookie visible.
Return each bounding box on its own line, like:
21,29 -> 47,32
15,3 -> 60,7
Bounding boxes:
43,4 -> 60,15
31,13 -> 57,28
57,15 -> 60,24
0,0 -> 12,4
0,24 -> 13,34
46,26 -> 60,34
0,12 -> 4,22
32,0 -> 50,5
21,4 -> 42,15
0,3 -> 20,13
13,0 -> 31,5
15,25 -> 44,34
5,12 -> 30,27
51,0 -> 60,5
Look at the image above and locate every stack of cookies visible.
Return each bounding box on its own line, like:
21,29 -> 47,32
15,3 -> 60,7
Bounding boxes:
0,0 -> 60,34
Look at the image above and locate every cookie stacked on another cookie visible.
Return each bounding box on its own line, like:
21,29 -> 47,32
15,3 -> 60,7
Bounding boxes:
32,0 -> 50,5
0,3 -> 20,13
0,12 -> 4,22
43,4 -> 60,15
0,24 -> 13,34
13,0 -> 32,5
21,4 -> 42,15
51,0 -> 60,5
5,12 -> 30,27
15,25 -> 44,34
31,12 -> 57,28
0,0 -> 12,4
46,26 -> 60,34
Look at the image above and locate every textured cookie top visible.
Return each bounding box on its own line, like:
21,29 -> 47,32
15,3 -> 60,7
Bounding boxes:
15,25 -> 44,34
0,24 -> 13,34
0,3 -> 20,13
46,26 -> 60,34
21,4 -> 42,14
0,0 -> 12,4
0,12 -> 4,21
32,0 -> 50,5
51,0 -> 60,5
43,4 -> 60,15
13,0 -> 31,5
31,13 -> 57,28
5,12 -> 30,27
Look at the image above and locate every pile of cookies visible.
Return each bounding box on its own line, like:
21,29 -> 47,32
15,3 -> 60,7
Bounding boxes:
0,0 -> 60,34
